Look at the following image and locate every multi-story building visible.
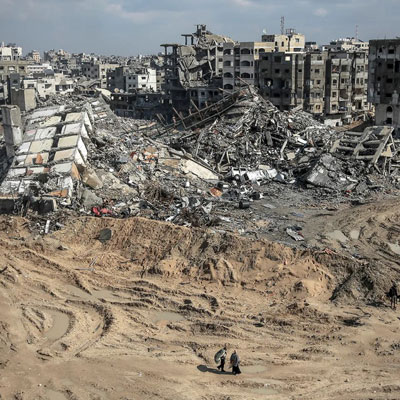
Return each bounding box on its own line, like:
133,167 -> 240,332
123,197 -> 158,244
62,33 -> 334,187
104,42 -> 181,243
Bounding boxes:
107,66 -> 127,92
303,52 -> 328,116
258,48 -> 369,123
26,50 -> 41,63
22,74 -> 74,99
325,51 -> 369,123
0,60 -> 31,120
261,29 -> 305,53
368,39 -> 400,134
27,63 -> 53,75
82,61 -> 119,88
258,52 -> 305,110
23,76 -> 55,98
322,38 -> 369,53
0,43 -> 22,61
222,41 -> 271,91
107,67 -> 158,93
161,24 -> 233,115
125,69 -> 157,92
0,60 -> 30,81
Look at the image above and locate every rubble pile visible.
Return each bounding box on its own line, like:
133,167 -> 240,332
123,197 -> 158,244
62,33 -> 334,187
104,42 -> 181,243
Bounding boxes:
1,88 -> 400,241
165,87 -> 399,193
168,87 -> 335,182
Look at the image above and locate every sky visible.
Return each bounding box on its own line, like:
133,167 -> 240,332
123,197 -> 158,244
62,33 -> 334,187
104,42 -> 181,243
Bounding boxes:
0,0 -> 399,56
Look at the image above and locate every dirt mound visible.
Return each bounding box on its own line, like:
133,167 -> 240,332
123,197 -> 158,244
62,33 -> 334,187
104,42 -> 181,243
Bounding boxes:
307,199 -> 400,303
1,214 -> 400,399
48,216 -> 336,300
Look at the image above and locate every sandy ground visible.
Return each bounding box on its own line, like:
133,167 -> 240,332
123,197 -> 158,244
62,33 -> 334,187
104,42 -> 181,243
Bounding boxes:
1,200 -> 400,400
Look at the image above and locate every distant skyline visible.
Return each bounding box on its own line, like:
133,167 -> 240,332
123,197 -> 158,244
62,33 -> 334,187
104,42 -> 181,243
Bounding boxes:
1,0 -> 399,56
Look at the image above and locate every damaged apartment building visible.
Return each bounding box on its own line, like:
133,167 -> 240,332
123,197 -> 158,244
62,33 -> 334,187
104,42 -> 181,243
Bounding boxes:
368,39 -> 400,136
222,29 -> 305,92
0,97 -> 123,213
81,60 -> 119,88
258,44 -> 370,126
161,24 -> 235,118
0,103 -> 92,212
108,64 -> 165,119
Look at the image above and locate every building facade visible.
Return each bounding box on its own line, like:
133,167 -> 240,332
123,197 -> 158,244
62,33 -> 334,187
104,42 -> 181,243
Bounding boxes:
258,52 -> 305,110
82,61 -> 119,88
261,29 -> 305,53
323,38 -> 369,53
26,50 -> 41,63
0,43 -> 22,61
223,41 -> 272,91
368,39 -> 400,134
258,49 -> 369,124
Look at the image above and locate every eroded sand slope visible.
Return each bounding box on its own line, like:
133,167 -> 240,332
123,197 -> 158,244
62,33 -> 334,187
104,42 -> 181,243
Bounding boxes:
0,212 -> 399,399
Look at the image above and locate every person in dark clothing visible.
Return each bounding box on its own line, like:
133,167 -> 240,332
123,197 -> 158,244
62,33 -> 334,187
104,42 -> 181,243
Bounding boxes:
217,346 -> 227,372
230,350 -> 241,375
389,282 -> 398,310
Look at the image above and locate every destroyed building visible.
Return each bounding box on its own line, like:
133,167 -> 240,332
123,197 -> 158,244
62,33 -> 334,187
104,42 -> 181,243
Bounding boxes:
258,52 -> 305,111
303,52 -> 328,117
368,39 -> 400,136
82,60 -> 119,89
107,66 -> 158,93
0,82 -> 398,240
110,91 -> 164,119
161,24 -> 235,117
0,42 -> 22,61
0,103 -> 92,212
324,50 -> 370,126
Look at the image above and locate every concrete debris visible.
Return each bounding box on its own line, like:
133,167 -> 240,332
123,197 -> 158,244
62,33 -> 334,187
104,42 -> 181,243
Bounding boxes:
81,167 -> 103,189
81,188 -> 102,208
286,228 -> 305,242
1,86 -> 400,239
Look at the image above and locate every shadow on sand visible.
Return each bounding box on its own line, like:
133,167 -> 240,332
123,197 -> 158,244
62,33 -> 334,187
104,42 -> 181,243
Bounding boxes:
197,365 -> 232,375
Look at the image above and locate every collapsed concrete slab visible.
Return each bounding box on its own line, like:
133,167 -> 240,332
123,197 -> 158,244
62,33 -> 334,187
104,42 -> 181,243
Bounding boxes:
0,103 -> 91,210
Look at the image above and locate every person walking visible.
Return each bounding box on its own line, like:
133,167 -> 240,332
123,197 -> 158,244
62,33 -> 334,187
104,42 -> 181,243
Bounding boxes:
216,346 -> 227,372
389,282 -> 398,310
230,350 -> 241,375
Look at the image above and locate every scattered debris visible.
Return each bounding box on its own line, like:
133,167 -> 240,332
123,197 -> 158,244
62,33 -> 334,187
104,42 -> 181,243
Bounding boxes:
286,228 -> 305,242
0,86 -> 399,242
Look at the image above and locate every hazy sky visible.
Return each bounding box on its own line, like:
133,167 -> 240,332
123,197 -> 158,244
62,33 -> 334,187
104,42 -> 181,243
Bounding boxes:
1,0 -> 399,56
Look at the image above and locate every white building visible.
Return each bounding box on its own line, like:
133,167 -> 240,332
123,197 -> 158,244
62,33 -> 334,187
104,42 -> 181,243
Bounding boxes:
0,42 -> 22,61
23,77 -> 55,98
27,63 -> 53,75
125,69 -> 157,92
322,38 -> 369,52
22,73 -> 75,99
